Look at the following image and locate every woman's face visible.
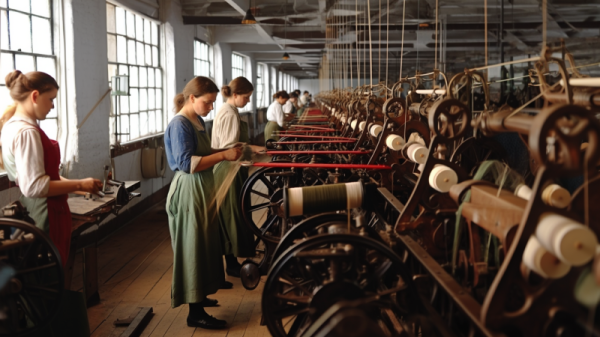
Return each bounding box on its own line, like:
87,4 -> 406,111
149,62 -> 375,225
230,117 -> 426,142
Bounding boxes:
277,97 -> 288,105
234,91 -> 252,108
191,93 -> 217,117
290,97 -> 297,103
32,88 -> 57,120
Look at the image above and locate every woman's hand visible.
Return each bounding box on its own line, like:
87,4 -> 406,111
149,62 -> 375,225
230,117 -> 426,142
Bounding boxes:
222,147 -> 242,161
79,178 -> 103,194
250,145 -> 266,153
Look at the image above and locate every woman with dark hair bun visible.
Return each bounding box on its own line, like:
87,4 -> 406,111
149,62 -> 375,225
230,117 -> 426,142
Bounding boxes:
212,76 -> 264,277
283,92 -> 298,115
264,90 -> 291,144
0,70 -> 102,267
164,76 -> 242,329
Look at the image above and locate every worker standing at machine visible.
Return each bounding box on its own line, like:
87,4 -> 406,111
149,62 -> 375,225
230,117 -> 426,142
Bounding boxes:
164,76 -> 241,329
264,90 -> 290,143
0,70 -> 103,268
283,91 -> 299,116
212,77 -> 264,278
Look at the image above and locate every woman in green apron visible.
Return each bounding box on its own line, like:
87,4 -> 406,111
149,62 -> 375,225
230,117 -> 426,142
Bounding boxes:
164,76 -> 241,329
212,77 -> 265,277
264,91 -> 290,144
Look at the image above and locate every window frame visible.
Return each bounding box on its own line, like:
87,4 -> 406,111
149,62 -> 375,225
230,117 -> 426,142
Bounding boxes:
1,0 -> 59,141
193,38 -> 213,79
106,2 -> 163,143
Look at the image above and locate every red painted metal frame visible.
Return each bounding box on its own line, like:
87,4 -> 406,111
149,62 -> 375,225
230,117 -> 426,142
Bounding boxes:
277,129 -> 336,133
289,125 -> 332,130
278,135 -> 355,140
274,140 -> 357,144
267,150 -> 371,155
252,162 -> 391,170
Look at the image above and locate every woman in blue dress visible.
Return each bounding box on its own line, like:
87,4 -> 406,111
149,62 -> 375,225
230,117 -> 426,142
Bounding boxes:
164,76 -> 241,329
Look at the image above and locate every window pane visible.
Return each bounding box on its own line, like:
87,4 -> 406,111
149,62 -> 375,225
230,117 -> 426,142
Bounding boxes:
139,88 -> 147,111
119,95 -> 129,114
107,64 -> 116,81
119,115 -> 129,142
139,67 -> 147,87
155,109 -> 162,130
107,34 -> 117,62
130,88 -> 138,112
135,15 -> 143,40
36,56 -> 55,78
0,86 -> 10,109
139,112 -> 148,136
127,39 -> 136,64
9,0 -> 29,12
118,64 -> 128,76
148,110 -> 155,133
152,46 -> 158,67
115,6 -> 125,35
130,66 -> 138,86
106,4 -> 115,33
155,89 -> 162,108
126,10 -> 135,38
144,19 -> 150,44
136,41 -> 144,65
0,0 -> 6,7
145,44 -> 151,66
148,88 -> 155,109
31,0 -> 50,18
117,36 -> 127,63
39,119 -> 57,140
1,10 -> 8,50
148,68 -> 154,87
15,54 -> 34,73
47,105 -> 57,118
1,53 -> 14,80
151,23 -> 158,45
9,11 -> 32,52
155,69 -> 161,87
130,113 -> 139,139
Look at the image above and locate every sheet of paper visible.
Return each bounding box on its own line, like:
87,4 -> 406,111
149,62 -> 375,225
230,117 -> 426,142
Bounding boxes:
68,195 -> 114,215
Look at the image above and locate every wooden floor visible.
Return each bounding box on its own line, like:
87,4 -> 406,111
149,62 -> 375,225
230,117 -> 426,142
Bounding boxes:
70,200 -> 271,337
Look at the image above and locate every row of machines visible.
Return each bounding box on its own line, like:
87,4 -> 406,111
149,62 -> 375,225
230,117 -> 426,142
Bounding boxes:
238,44 -> 600,337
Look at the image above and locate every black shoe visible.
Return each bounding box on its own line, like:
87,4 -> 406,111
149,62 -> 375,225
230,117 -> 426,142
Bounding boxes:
186,314 -> 227,329
220,280 -> 233,289
226,266 -> 240,278
199,297 -> 219,307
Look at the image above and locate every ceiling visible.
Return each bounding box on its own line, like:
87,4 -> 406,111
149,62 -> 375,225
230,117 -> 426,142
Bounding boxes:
180,0 -> 600,80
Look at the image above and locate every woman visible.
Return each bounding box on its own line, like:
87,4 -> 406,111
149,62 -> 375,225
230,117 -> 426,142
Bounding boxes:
212,77 -> 264,277
0,70 -> 102,267
264,90 -> 290,143
164,76 -> 241,329
283,92 -> 298,116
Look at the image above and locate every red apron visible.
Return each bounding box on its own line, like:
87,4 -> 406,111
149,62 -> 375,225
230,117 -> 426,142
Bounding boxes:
35,126 -> 72,267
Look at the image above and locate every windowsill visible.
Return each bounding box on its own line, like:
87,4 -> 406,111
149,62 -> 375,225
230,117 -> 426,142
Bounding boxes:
110,133 -> 164,158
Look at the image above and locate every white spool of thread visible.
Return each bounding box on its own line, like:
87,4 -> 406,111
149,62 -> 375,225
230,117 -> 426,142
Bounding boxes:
415,89 -> 447,95
523,236 -> 571,279
575,268 -> 600,308
347,117 -> 353,128
341,116 -> 347,125
359,121 -> 367,131
535,213 -> 598,266
407,143 -> 428,164
429,165 -> 458,193
515,184 -> 571,209
350,119 -> 358,130
287,188 -> 304,217
385,135 -> 405,151
559,77 -> 600,87
369,124 -> 383,137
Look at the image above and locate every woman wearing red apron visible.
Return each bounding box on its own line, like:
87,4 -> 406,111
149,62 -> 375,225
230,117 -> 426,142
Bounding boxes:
0,70 -> 102,268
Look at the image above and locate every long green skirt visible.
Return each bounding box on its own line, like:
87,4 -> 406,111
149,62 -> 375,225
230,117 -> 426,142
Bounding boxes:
213,162 -> 256,257
264,121 -> 282,144
166,170 -> 224,308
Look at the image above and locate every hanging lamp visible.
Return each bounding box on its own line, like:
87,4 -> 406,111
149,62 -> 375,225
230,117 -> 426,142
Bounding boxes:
242,0 -> 257,24
282,52 -> 290,60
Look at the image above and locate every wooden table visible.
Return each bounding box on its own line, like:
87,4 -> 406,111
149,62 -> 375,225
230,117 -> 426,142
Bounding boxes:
64,181 -> 141,306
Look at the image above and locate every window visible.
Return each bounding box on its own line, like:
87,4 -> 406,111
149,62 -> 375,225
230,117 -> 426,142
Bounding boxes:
270,66 -> 276,101
1,0 -> 58,139
232,53 -> 244,80
194,39 -> 213,79
256,63 -> 264,108
106,3 -> 162,143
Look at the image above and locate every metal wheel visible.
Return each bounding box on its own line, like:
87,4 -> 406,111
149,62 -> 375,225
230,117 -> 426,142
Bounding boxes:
0,218 -> 63,336
262,233 -> 426,337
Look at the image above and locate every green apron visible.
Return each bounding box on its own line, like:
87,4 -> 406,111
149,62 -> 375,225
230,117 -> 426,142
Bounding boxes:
297,107 -> 305,116
166,123 -> 224,308
264,121 -> 282,144
213,120 -> 256,257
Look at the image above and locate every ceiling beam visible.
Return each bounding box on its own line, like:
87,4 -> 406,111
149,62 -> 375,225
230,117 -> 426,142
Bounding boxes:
222,0 -> 283,49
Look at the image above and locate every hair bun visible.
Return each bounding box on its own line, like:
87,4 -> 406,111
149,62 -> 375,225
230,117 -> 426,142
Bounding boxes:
221,85 -> 232,97
5,70 -> 23,89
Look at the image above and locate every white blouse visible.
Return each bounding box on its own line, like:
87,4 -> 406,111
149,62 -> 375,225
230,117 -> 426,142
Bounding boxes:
266,101 -> 285,127
0,115 -> 50,198
283,100 -> 294,114
211,103 -> 240,149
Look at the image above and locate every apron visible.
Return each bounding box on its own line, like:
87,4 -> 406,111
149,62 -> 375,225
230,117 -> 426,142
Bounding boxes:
166,117 -> 224,307
213,120 -> 256,257
20,126 -> 71,268
264,121 -> 282,144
